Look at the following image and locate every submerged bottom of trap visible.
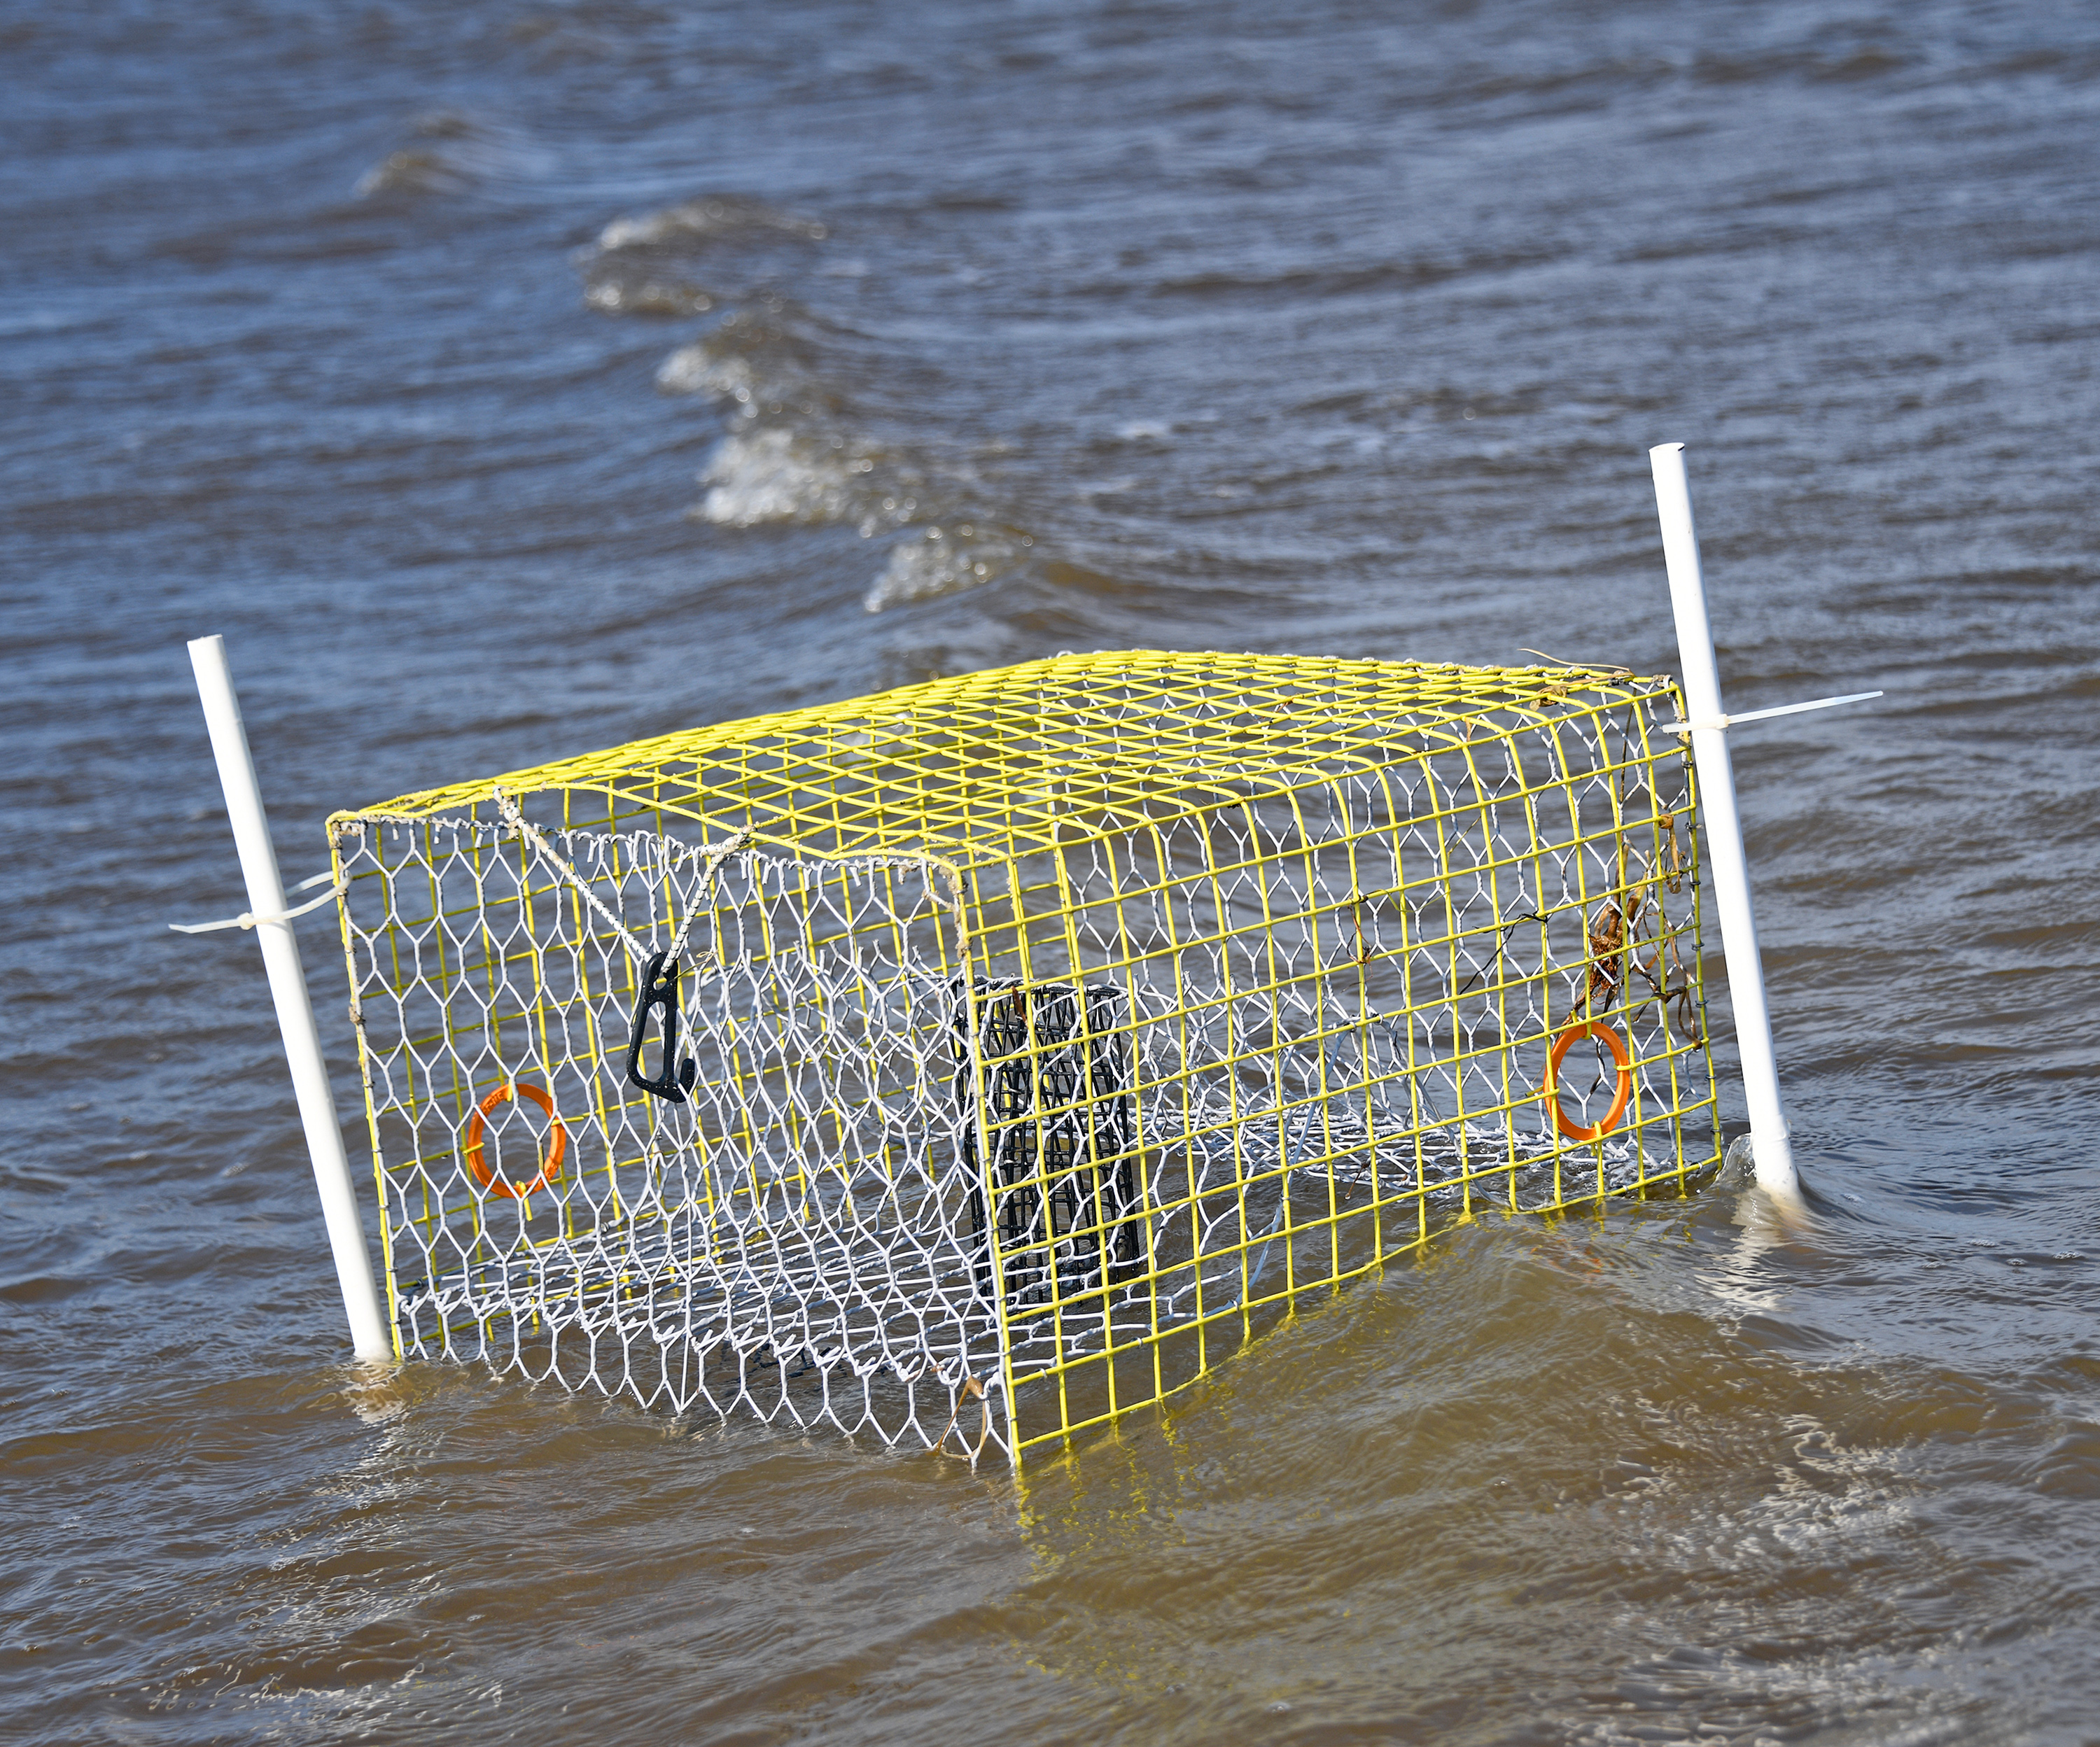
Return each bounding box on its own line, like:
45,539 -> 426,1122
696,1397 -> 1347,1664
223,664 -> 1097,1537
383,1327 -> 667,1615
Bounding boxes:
388,1109 -> 1707,1467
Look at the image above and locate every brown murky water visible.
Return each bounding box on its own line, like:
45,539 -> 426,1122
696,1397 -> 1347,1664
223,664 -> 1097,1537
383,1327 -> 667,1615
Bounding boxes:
6,2 -> 2099,1740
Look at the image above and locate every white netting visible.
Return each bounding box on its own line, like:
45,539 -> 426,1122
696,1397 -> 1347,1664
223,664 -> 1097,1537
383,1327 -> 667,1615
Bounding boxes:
342,830 -> 1006,1459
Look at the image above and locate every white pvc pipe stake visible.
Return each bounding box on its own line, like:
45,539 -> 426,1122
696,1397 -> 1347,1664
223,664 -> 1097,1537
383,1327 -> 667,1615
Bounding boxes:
1647,445 -> 1803,1207
186,636 -> 393,1359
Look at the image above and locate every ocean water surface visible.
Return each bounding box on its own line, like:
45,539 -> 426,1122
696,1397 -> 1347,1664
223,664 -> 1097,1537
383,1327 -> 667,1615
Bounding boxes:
5,1 -> 2099,1741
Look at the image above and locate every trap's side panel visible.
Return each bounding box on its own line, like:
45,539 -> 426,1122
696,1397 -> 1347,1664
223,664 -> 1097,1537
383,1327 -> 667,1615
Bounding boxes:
950,685 -> 1718,1460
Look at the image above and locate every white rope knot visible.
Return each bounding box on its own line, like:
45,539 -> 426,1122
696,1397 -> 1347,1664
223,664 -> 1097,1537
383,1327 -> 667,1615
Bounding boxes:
171,871 -> 344,935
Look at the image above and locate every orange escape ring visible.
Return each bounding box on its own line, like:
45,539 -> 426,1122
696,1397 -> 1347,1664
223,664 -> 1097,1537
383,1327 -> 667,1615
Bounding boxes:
464,1082 -> 568,1199
1545,1022 -> 1634,1142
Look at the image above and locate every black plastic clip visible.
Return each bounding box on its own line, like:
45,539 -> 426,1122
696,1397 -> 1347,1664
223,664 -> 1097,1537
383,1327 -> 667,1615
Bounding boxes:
625,948 -> 696,1103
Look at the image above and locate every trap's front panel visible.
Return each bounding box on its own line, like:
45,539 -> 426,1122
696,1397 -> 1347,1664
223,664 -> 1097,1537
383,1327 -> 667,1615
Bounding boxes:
335,820 -> 1010,1459
951,688 -> 1717,1460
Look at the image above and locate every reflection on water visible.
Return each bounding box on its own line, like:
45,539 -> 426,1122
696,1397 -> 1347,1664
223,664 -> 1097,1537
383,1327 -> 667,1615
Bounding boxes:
5,0 -> 2100,1739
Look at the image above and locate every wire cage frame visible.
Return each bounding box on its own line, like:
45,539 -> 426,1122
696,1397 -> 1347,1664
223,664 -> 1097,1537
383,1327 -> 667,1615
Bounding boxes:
329,650 -> 1721,1470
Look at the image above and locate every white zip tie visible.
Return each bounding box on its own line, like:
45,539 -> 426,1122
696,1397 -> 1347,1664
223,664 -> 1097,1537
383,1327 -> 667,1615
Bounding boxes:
1665,689 -> 1882,735
171,869 -> 345,935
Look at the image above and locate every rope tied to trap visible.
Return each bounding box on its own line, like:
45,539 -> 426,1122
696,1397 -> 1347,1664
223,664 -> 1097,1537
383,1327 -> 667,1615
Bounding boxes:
169,869 -> 346,934
491,790 -> 750,1105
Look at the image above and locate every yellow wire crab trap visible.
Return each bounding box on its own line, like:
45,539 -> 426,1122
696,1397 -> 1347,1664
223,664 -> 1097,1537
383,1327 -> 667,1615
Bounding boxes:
330,650 -> 1719,1468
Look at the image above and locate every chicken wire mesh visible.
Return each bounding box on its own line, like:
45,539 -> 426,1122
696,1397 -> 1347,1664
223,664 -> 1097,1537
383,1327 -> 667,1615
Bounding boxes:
329,650 -> 1720,1469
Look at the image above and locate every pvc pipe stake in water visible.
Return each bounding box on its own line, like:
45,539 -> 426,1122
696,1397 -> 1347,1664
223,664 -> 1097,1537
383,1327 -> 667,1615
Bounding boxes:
1647,445 -> 1804,1208
185,635 -> 393,1359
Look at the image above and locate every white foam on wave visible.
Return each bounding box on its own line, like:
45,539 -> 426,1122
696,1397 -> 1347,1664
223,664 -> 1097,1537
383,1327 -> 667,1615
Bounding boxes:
693,428 -> 876,528
596,197 -> 827,253
660,320 -> 1031,611
864,524 -> 1031,613
654,328 -> 824,416
656,342 -> 757,399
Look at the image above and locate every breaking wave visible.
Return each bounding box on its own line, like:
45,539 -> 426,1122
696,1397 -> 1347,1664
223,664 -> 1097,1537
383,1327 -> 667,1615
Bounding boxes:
578,194 -> 827,315
587,203 -> 1051,612
595,196 -> 827,253
866,524 -> 1037,612
692,428 -> 881,529
352,111 -> 537,200
692,415 -> 1044,611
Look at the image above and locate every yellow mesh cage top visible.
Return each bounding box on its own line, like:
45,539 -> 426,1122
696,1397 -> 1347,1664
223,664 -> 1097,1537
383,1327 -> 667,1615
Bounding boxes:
329,650 -> 1719,1470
